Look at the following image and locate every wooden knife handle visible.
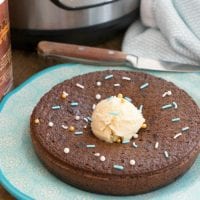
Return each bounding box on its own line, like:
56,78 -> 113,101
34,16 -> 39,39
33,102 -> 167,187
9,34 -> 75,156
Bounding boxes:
37,41 -> 127,64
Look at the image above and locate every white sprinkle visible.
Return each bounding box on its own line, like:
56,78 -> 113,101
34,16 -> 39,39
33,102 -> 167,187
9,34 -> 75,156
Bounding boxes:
105,74 -> 113,80
140,83 -> 149,89
64,147 -> 70,154
139,105 -> 143,111
96,94 -> 101,100
173,133 -> 182,139
76,83 -> 84,89
130,159 -> 136,166
75,131 -> 83,135
62,91 -> 69,98
83,125 -> 87,129
155,142 -> 159,149
87,117 -> 92,122
172,102 -> 178,109
84,117 -> 89,123
162,104 -> 173,110
114,83 -> 120,87
86,144 -> 96,148
162,91 -> 172,97
100,156 -> 106,162
133,134 -> 139,139
48,122 -> 54,127
122,76 -> 131,81
94,153 -> 100,157
164,151 -> 169,158
61,125 -> 68,130
75,116 -> 80,121
132,142 -> 138,148
92,104 -> 96,110
52,105 -> 61,110
182,127 -> 190,132
172,118 -> 180,122
96,81 -> 102,86
124,97 -> 132,102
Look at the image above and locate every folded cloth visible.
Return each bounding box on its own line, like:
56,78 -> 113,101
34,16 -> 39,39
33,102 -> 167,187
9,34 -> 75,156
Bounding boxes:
122,0 -> 200,65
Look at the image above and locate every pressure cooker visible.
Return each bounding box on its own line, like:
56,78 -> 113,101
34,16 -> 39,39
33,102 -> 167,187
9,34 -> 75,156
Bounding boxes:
9,0 -> 140,50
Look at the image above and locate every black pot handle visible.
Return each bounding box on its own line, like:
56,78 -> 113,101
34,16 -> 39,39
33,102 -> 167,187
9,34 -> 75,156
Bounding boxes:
50,0 -> 119,10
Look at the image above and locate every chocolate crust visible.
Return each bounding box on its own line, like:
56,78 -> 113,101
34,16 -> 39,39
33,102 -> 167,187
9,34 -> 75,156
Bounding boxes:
30,70 -> 200,195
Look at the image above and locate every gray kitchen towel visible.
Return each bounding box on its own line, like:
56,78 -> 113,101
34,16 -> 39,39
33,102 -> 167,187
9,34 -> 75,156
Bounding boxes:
122,0 -> 200,65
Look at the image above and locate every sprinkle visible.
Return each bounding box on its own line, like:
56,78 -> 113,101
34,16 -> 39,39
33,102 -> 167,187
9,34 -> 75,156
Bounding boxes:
86,144 -> 96,148
64,148 -> 70,154
162,91 -> 172,97
130,159 -> 136,166
95,94 -> 101,100
34,119 -> 40,124
61,91 -> 68,99
87,117 -> 92,122
75,131 -> 83,135
172,118 -> 180,122
48,122 -> 54,127
133,134 -> 139,139
182,127 -> 190,132
139,105 -> 143,111
114,83 -> 120,87
94,153 -> 100,157
71,102 -> 79,107
52,105 -> 61,110
124,97 -> 132,102
141,123 -> 147,129
132,142 -> 138,148
173,133 -> 182,139
96,81 -> 102,86
69,126 -> 75,132
75,116 -> 80,121
61,125 -> 68,130
122,76 -> 131,81
100,156 -> 106,162
140,83 -> 149,89
164,151 -> 169,158
172,102 -> 178,109
113,165 -> 124,170
92,104 -> 96,110
155,142 -> 159,149
105,74 -> 113,80
162,104 -> 173,110
76,83 -> 84,89
122,139 -> 130,144
83,125 -> 87,129
83,117 -> 89,123
109,112 -> 119,116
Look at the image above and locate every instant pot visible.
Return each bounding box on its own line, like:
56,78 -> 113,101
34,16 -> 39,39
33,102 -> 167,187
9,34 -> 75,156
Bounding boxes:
9,0 -> 140,50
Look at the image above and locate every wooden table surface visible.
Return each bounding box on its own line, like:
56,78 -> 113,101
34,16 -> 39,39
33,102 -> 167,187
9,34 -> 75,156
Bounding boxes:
0,35 -> 122,200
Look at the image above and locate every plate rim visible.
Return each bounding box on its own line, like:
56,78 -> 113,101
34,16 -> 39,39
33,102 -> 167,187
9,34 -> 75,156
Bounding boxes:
0,63 -> 77,200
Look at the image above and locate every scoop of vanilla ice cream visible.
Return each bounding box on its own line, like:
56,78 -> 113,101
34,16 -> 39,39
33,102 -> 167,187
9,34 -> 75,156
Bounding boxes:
91,96 -> 145,143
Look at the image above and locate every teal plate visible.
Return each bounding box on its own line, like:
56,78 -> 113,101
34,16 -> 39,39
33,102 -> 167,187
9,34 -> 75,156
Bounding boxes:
0,63 -> 200,200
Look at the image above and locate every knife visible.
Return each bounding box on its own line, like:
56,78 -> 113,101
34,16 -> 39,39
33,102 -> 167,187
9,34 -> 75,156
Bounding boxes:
37,41 -> 200,72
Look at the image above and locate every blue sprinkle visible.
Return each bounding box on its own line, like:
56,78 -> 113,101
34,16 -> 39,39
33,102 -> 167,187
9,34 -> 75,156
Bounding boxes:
140,83 -> 149,89
75,131 -> 83,135
109,112 -> 119,116
172,118 -> 180,122
182,127 -> 189,132
105,74 -> 113,80
71,102 -> 79,107
52,105 -> 61,110
139,105 -> 143,111
124,97 -> 132,102
122,140 -> 130,144
162,104 -> 173,110
113,165 -> 124,170
86,144 -> 96,148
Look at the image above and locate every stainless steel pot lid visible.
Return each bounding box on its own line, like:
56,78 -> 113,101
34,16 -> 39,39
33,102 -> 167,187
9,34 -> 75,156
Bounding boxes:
52,0 -> 117,9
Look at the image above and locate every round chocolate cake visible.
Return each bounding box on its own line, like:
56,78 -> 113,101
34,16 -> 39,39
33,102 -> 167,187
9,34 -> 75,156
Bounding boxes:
30,70 -> 200,195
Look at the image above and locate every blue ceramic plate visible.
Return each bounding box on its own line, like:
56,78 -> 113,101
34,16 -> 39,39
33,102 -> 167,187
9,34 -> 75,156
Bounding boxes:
0,63 -> 200,200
